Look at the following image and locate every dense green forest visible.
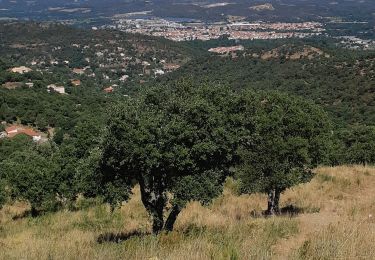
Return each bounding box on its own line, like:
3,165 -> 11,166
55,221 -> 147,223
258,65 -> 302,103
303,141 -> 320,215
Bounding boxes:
164,38 -> 375,126
1,23 -> 375,234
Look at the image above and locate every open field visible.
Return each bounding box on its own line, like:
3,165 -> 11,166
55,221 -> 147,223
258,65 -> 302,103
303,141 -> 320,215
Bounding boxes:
0,165 -> 375,259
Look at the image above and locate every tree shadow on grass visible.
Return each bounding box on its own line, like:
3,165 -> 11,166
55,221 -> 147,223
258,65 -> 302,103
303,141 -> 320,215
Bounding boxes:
279,205 -> 304,217
250,204 -> 305,218
12,210 -> 31,220
12,209 -> 43,220
97,230 -> 150,244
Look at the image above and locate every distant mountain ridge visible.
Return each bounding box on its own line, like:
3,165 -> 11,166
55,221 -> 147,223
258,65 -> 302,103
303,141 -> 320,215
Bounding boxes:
0,0 -> 374,25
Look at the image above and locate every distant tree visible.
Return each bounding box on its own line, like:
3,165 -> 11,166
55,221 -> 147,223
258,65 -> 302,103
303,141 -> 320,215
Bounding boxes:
21,110 -> 37,125
36,114 -> 48,131
95,82 -> 245,233
1,149 -> 61,216
237,92 -> 331,215
325,130 -> 346,166
0,58 -> 9,71
53,128 -> 64,145
0,134 -> 33,162
0,103 -> 12,122
340,126 -> 375,165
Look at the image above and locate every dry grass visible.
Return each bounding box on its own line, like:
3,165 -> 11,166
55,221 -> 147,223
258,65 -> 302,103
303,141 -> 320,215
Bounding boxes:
0,165 -> 375,259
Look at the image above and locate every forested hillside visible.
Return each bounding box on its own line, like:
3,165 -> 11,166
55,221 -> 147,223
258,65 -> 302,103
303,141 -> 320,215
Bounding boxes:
0,22 -> 198,131
164,38 -> 375,126
0,23 -> 196,92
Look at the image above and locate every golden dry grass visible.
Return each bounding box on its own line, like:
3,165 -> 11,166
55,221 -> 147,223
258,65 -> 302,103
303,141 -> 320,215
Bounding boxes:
0,165 -> 375,259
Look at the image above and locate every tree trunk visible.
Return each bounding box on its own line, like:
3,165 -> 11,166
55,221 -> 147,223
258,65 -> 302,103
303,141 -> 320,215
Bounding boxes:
30,205 -> 38,217
139,175 -> 167,234
266,189 -> 280,216
164,205 -> 182,232
151,208 -> 164,234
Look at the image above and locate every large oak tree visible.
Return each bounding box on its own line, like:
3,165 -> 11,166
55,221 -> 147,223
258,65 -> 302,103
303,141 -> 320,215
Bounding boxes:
96,82 -> 250,233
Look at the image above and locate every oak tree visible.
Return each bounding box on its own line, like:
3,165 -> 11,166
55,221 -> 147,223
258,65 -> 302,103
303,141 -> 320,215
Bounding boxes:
97,82 -> 246,233
237,92 -> 331,215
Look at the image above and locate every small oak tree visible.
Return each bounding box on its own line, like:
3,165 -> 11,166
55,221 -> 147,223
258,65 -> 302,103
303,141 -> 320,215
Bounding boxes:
97,82 -> 249,233
1,148 -> 62,216
340,126 -> 375,165
237,92 -> 331,215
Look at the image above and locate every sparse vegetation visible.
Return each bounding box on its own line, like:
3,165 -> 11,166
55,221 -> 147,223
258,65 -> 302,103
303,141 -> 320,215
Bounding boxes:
0,166 -> 374,259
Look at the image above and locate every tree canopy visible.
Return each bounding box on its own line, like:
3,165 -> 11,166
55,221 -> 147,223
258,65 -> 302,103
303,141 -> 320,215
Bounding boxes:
95,81 -> 247,233
236,91 -> 332,215
0,147 -> 61,215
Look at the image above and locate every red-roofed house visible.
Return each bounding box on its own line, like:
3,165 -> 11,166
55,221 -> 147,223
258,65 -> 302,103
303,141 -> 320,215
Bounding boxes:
71,79 -> 81,86
104,86 -> 114,93
73,68 -> 85,75
5,126 -> 42,142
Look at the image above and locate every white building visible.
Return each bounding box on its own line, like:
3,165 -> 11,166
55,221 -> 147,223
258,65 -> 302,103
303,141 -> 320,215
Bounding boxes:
154,69 -> 165,76
10,66 -> 32,74
119,75 -> 129,81
47,84 -> 66,94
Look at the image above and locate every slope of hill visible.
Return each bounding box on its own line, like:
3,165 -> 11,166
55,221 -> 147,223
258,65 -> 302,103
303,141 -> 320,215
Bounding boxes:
1,23 -> 373,130
162,39 -> 375,126
0,22 -> 198,135
0,165 -> 374,259
0,22 -> 195,92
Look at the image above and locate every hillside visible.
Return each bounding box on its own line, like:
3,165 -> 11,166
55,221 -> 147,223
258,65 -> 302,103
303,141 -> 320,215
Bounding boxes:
0,22 -> 197,133
0,165 -> 374,259
0,22 -> 195,92
163,39 -> 375,126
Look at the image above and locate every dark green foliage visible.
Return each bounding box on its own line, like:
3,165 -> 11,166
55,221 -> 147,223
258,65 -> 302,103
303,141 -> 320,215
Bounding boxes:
0,134 -> 33,162
0,88 -> 108,131
0,115 -> 104,214
0,147 -> 61,215
75,148 -> 131,211
164,40 -> 375,126
0,179 -> 7,209
331,126 -> 375,165
98,81 -> 244,233
237,91 -> 331,215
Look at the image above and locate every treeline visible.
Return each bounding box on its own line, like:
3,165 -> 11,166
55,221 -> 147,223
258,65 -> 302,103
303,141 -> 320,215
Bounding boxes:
0,87 -> 110,131
0,81 -> 334,234
330,126 -> 375,165
161,39 -> 375,126
1,81 -> 375,234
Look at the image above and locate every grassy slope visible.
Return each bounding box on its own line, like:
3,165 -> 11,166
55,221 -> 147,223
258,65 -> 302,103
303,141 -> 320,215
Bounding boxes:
0,166 -> 375,259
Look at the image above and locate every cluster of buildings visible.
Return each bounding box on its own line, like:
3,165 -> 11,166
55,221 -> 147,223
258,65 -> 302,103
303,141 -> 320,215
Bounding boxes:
3,39 -> 183,95
208,45 -> 244,54
113,18 -> 325,42
338,36 -> 375,50
9,66 -> 33,74
47,84 -> 66,94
